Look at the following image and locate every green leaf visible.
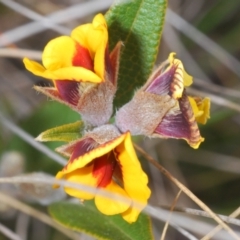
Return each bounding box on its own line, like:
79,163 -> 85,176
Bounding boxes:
36,121 -> 84,142
49,201 -> 153,240
105,0 -> 167,108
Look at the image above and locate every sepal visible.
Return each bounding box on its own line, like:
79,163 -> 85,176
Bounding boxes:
115,91 -> 176,136
35,121 -> 84,142
154,91 -> 204,149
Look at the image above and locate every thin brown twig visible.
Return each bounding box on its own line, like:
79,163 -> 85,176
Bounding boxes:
0,191 -> 80,240
134,144 -> 240,240
160,190 -> 182,240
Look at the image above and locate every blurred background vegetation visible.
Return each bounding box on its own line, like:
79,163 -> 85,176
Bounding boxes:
0,0 -> 240,239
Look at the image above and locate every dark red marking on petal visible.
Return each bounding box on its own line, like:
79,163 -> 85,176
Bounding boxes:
146,65 -> 177,96
72,43 -> 94,70
55,80 -> 80,106
105,45 -> 114,83
112,149 -> 123,186
92,151 -> 116,188
68,138 -> 97,165
155,90 -> 201,144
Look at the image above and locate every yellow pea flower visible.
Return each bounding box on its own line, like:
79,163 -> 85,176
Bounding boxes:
55,127 -> 151,223
23,14 -> 121,127
23,14 -> 108,83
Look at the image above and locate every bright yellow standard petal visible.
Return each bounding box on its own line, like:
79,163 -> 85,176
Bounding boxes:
115,132 -> 151,223
71,24 -> 91,49
71,14 -> 107,56
88,14 -> 108,52
42,36 -> 76,70
95,180 -> 131,215
71,13 -> 107,80
62,134 -> 126,175
24,36 -> 101,82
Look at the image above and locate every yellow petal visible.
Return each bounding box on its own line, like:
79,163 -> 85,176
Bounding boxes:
42,36 -> 76,70
93,41 -> 106,80
56,165 -> 98,200
188,97 -> 203,118
71,13 -> 107,80
71,14 -> 108,56
115,132 -> 151,223
48,66 -> 102,82
183,69 -> 193,87
168,52 -> 193,88
23,57 -> 101,82
168,52 -> 176,63
95,180 -> 131,215
189,97 -> 210,124
197,98 -> 210,124
70,24 -> 91,49
62,134 -> 126,175
24,36 -> 101,82
23,58 -> 55,79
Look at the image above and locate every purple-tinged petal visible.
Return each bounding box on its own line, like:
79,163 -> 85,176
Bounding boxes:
55,80 -> 80,106
154,90 -> 204,149
56,137 -> 97,158
34,85 -> 75,107
145,63 -> 184,99
145,65 -> 177,95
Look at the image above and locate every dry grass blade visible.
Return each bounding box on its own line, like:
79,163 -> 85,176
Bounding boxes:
188,88 -> 240,113
160,190 -> 182,240
169,207 -> 240,226
0,191 -> 80,240
0,111 -> 67,166
0,0 -> 112,47
163,23 -> 209,81
134,144 -> 240,240
0,48 -> 41,60
0,0 -> 69,34
0,222 -> 22,240
201,207 -> 240,240
178,147 -> 240,175
194,78 -> 240,99
166,9 -> 240,77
